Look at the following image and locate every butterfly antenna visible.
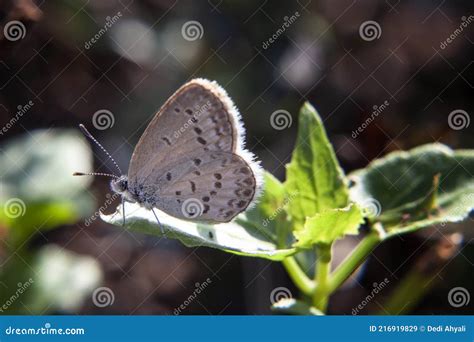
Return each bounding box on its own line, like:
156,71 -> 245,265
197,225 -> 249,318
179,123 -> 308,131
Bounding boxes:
73,172 -> 120,179
79,124 -> 123,175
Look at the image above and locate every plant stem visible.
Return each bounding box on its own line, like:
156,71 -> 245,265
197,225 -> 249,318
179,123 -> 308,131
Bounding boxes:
328,231 -> 382,294
312,243 -> 332,312
379,232 -> 461,315
282,256 -> 315,296
380,271 -> 429,315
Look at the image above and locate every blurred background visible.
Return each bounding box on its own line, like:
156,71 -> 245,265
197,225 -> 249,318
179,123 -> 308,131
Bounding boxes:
0,0 -> 473,315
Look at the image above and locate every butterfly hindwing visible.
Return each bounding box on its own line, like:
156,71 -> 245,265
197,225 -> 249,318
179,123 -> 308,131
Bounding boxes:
129,151 -> 257,223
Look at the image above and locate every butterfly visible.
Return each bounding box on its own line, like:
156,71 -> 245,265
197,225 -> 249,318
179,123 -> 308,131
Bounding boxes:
74,79 -> 262,232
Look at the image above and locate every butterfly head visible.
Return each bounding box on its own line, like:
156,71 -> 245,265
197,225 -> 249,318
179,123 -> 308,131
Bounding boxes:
111,175 -> 129,194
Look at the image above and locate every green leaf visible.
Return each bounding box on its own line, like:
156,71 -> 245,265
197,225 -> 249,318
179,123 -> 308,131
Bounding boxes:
101,192 -> 297,261
284,102 -> 349,230
0,200 -> 81,247
0,245 -> 102,314
0,129 -> 93,202
271,298 -> 323,315
0,129 -> 95,248
293,204 -> 364,248
244,172 -> 286,244
350,143 -> 474,237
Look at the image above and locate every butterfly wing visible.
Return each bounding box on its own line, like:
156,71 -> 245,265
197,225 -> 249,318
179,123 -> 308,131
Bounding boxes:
134,151 -> 257,223
128,79 -> 242,181
127,78 -> 262,223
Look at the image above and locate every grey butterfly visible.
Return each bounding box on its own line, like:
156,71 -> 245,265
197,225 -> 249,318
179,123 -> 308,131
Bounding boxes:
75,79 -> 262,230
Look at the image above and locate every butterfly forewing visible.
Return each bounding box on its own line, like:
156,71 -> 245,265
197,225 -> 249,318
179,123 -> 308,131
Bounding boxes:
128,79 -> 240,181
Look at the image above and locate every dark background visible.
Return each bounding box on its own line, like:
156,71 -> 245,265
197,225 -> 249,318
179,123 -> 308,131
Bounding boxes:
0,0 -> 473,314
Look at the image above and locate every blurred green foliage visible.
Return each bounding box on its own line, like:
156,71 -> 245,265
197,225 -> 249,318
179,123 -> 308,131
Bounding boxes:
0,129 -> 102,314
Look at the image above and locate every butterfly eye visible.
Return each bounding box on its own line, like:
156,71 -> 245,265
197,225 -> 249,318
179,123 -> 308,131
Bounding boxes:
120,179 -> 128,191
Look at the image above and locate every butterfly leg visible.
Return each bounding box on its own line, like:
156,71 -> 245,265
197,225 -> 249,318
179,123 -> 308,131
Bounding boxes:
121,197 -> 126,226
151,208 -> 166,237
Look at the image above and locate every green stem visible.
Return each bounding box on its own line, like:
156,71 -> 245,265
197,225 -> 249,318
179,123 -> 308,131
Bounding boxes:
379,233 -> 461,315
379,271 -> 430,315
282,256 -> 315,296
277,220 -> 315,296
328,231 -> 382,294
312,243 -> 332,312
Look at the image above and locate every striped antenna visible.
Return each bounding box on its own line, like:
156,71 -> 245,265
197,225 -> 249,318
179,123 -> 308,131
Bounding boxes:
73,172 -> 120,179
79,124 -> 122,175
